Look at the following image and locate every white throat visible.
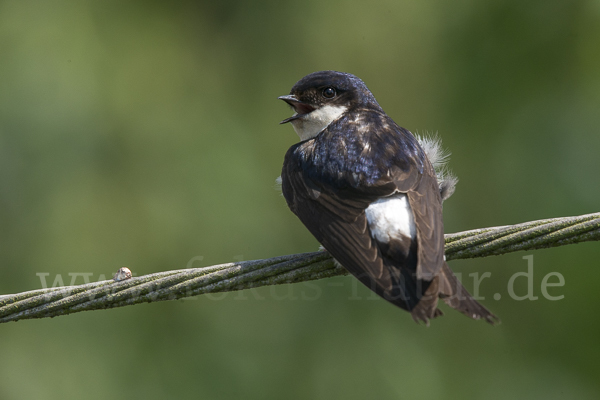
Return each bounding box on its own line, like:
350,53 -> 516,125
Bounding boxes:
291,105 -> 348,140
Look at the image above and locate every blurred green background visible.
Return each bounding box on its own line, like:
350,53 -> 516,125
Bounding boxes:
1,0 -> 599,399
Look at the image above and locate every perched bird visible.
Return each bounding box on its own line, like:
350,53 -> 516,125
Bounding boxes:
278,71 -> 497,325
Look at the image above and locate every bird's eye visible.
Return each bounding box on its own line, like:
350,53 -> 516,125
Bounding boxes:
322,87 -> 336,98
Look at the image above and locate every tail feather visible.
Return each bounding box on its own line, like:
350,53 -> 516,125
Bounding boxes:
439,262 -> 499,325
409,276 -> 443,326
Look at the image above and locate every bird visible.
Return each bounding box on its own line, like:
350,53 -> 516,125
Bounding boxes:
278,70 -> 497,325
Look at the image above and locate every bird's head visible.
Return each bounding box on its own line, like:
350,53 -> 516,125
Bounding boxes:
279,70 -> 380,140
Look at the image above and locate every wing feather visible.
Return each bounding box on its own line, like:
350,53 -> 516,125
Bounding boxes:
406,170 -> 446,280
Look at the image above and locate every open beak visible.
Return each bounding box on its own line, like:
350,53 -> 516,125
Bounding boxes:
278,95 -> 315,124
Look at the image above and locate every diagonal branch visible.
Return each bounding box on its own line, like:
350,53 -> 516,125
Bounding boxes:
1,212 -> 598,324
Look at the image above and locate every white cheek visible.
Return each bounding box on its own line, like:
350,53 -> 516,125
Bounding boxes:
291,105 -> 347,140
365,194 -> 416,243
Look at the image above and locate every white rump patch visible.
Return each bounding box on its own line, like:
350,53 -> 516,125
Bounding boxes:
365,194 -> 416,243
291,105 -> 347,140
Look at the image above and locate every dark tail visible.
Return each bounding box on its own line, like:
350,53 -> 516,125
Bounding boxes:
408,275 -> 444,326
438,262 -> 499,325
